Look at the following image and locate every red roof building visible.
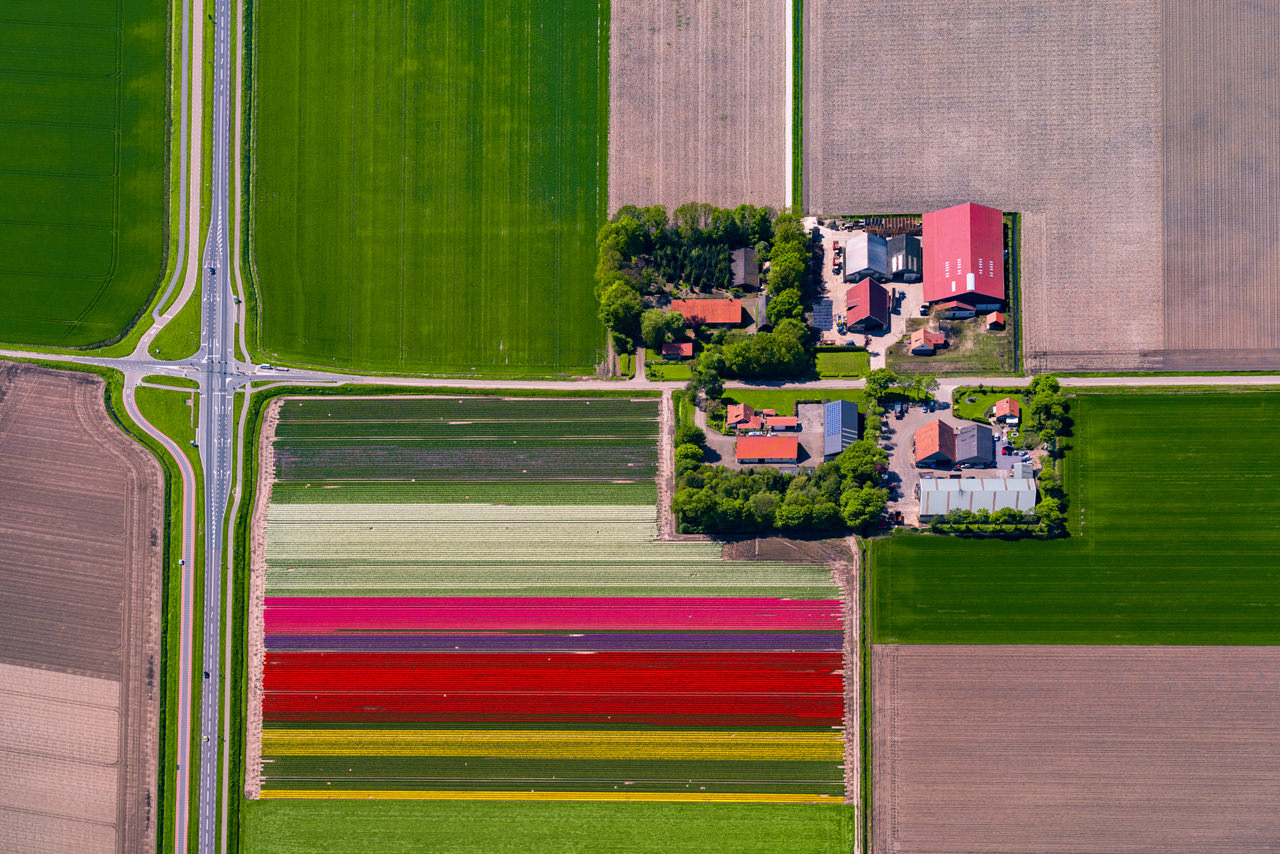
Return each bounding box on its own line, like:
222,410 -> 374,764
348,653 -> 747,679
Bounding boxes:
986,311 -> 1006,329
909,328 -> 947,355
993,397 -> 1021,423
923,203 -> 1004,307
766,415 -> 799,431
661,340 -> 694,359
669,298 -> 743,326
914,419 -> 956,466
844,278 -> 891,331
727,403 -> 762,433
736,434 -> 800,464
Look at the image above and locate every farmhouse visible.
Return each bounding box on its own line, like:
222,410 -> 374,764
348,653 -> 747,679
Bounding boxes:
887,234 -> 922,282
823,399 -> 860,458
923,202 -> 1004,310
842,232 -> 890,282
913,419 -> 994,467
731,247 -> 759,289
844,278 -> 891,331
917,473 -> 1037,519
727,403 -> 764,432
736,434 -> 799,465
993,397 -> 1021,424
909,328 -> 947,355
661,340 -> 694,360
670,298 -> 743,327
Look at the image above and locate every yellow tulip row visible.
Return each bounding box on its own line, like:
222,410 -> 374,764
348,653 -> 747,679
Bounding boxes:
260,789 -> 845,804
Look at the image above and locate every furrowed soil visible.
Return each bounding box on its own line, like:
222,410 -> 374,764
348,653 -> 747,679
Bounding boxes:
609,0 -> 788,211
872,645 -> 1280,854
0,364 -> 163,853
805,0 -> 1280,371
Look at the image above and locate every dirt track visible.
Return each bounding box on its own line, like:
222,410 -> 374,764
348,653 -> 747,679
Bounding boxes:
873,645 -> 1280,854
0,364 -> 162,853
608,0 -> 788,212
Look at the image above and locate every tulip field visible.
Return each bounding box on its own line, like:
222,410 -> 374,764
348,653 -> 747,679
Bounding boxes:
252,396 -> 848,807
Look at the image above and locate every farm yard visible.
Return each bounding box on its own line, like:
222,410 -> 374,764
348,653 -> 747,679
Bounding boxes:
0,364 -> 163,852
870,390 -> 1280,644
608,0 -> 789,211
873,645 -> 1280,854
248,0 -> 606,375
0,0 -> 168,346
244,394 -> 851,851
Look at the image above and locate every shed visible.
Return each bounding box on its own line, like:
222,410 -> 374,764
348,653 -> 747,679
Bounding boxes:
661,340 -> 694,360
736,434 -> 800,465
842,232 -> 890,282
766,415 -> 800,432
918,475 -> 1037,519
886,234 -> 923,282
732,247 -> 759,289
922,202 -> 1005,307
986,311 -> 1006,330
823,400 -> 860,458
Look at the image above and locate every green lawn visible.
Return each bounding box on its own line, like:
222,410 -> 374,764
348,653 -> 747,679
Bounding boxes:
816,350 -> 869,378
134,386 -> 198,446
870,391 -> 1280,644
886,317 -> 1015,375
0,0 -> 168,346
248,0 -> 607,375
951,387 -> 1025,422
724,388 -> 865,417
242,800 -> 853,854
647,361 -> 693,381
149,285 -> 203,360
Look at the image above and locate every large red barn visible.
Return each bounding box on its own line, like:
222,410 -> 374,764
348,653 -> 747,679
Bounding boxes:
922,203 -> 1005,308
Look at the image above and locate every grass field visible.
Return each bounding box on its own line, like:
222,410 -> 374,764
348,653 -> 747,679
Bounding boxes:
134,386 -> 198,446
0,0 -> 168,347
816,350 -> 869,378
646,361 -> 692,381
870,391 -> 1280,644
243,799 -> 853,854
724,389 -> 865,417
248,0 -> 607,374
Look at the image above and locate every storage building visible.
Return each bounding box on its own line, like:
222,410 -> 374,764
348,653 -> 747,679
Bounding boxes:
732,247 -> 759,289
670,298 -> 743,327
887,234 -> 922,282
844,278 -> 891,331
923,202 -> 1004,308
918,475 -> 1037,519
736,435 -> 800,465
823,400 -> 860,458
842,232 -> 890,282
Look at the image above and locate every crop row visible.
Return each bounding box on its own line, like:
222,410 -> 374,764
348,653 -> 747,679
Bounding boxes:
271,481 -> 659,507
264,631 -> 843,653
278,397 -> 659,425
266,503 -> 657,523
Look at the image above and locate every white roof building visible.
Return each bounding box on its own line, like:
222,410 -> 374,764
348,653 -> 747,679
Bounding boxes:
919,474 -> 1037,519
842,232 -> 890,282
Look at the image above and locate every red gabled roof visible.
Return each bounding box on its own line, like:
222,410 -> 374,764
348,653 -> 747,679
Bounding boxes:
766,416 -> 799,428
914,419 -> 956,462
727,403 -> 755,425
669,298 -> 743,325
844,278 -> 891,328
923,203 -> 1004,304
661,341 -> 694,357
987,311 -> 1006,328
736,434 -> 799,462
910,328 -> 946,350
994,397 -> 1020,418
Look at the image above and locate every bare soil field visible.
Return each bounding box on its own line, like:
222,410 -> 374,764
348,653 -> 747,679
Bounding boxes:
609,0 -> 788,212
872,645 -> 1280,854
805,1 -> 1280,372
0,364 -> 163,854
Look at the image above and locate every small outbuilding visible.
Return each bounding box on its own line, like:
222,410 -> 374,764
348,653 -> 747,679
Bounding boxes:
661,340 -> 694,360
986,311 -> 1006,330
670,298 -> 744,327
766,415 -> 800,432
993,397 -> 1021,424
842,232 -> 890,282
844,278 -> 891,331
736,434 -> 800,465
909,328 -> 947,355
823,400 -> 860,458
886,234 -> 923,282
732,247 -> 759,289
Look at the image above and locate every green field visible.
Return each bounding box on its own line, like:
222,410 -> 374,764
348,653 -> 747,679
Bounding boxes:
870,391 -> 1280,644
0,0 -> 168,346
242,800 -> 853,854
816,350 -> 869,378
724,389 -> 865,417
248,0 -> 607,374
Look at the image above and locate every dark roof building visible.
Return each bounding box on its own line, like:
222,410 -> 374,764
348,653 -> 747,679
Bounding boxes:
844,278 -> 891,331
823,400 -> 860,458
669,298 -> 743,326
954,423 -> 996,467
732,247 -> 759,289
923,202 -> 1004,306
886,234 -> 923,282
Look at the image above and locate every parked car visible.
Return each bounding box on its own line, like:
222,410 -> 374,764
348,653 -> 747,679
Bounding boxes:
919,304 -> 929,316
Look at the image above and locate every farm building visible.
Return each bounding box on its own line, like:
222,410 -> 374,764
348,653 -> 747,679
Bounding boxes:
669,298 -> 743,327
923,202 -> 1004,309
917,473 -> 1037,519
732,247 -> 759,289
823,400 -> 860,458
986,311 -> 1006,330
887,234 -> 922,282
845,278 -> 891,331
755,293 -> 772,331
993,397 -> 1021,424
913,419 -> 956,467
766,415 -> 800,432
842,232 -> 890,282
914,419 -> 994,467
736,434 -> 799,465
909,328 -> 947,355
954,423 -> 996,467
661,340 -> 694,360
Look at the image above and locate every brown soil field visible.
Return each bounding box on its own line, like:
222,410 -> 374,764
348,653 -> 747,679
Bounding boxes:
804,1 -> 1280,372
608,0 -> 788,212
0,364 -> 163,854
872,645 -> 1280,854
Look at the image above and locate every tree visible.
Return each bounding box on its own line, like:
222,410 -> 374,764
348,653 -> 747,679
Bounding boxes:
841,484 -> 888,532
1035,496 -> 1066,536
675,423 -> 705,447
744,491 -> 780,529
864,368 -> 900,400
767,289 -> 804,325
835,439 -> 889,488
597,283 -> 642,337
674,443 -> 704,476
766,244 -> 808,295
909,374 -> 939,398
640,309 -> 685,350
775,500 -> 812,531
